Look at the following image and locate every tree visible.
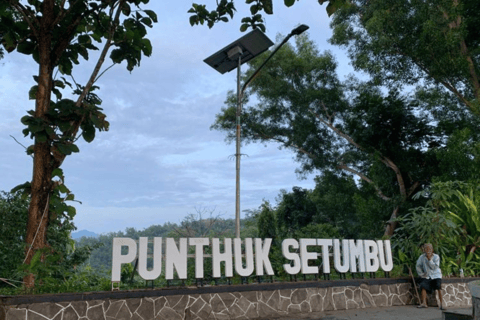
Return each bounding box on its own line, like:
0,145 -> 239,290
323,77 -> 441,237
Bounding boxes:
0,0 -> 156,288
212,34 -> 456,236
329,0 -> 480,117
0,190 -> 102,292
168,207 -> 234,238
0,191 -> 28,286
275,187 -> 317,238
310,171 -> 360,238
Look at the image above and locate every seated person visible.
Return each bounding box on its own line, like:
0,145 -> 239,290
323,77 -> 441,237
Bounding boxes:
416,243 -> 444,310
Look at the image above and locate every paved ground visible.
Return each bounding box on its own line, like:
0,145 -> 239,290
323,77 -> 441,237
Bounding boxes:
263,305 -> 472,320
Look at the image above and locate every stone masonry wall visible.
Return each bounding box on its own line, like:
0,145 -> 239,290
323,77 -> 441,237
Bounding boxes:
0,279 -> 475,320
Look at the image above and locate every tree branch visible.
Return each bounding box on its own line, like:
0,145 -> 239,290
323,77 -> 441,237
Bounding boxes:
8,0 -> 39,38
379,155 -> 407,200
309,106 -> 364,151
76,0 -> 124,107
52,0 -> 124,167
337,163 -> 392,201
53,0 -> 82,26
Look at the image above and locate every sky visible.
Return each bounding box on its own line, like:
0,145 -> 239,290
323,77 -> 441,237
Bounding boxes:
0,1 -> 355,234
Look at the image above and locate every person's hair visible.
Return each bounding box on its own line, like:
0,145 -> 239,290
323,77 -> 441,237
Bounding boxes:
423,243 -> 433,251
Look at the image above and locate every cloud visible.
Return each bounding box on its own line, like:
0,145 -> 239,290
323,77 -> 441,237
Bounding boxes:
1,0 -> 347,234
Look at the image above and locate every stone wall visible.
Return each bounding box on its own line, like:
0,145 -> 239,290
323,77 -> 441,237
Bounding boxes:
1,278 -> 476,320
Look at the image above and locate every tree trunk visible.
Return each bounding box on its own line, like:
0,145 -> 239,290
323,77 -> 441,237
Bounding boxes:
24,142 -> 53,288
384,206 -> 400,238
23,0 -> 55,288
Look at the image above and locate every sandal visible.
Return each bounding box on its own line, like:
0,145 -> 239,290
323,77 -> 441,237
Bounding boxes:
417,304 -> 428,308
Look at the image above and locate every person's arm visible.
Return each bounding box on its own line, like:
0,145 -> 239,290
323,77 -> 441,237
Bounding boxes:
416,255 -> 426,277
427,254 -> 440,269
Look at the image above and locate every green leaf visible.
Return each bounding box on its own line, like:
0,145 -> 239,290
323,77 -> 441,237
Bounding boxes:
54,80 -> 65,88
69,143 -> 80,153
141,17 -> 152,27
261,0 -> 273,14
78,34 -> 91,45
189,15 -> 198,26
144,10 -> 158,23
17,41 -> 36,55
52,168 -> 63,178
29,85 -> 38,100
67,206 -> 76,218
141,38 -> 152,56
240,24 -> 249,32
58,184 -> 69,194
35,132 -> 47,142
121,3 -> 131,16
284,0 -> 295,7
82,126 -> 95,143
3,31 -> 16,52
11,182 -> 31,194
52,88 -> 62,100
56,143 -> 79,155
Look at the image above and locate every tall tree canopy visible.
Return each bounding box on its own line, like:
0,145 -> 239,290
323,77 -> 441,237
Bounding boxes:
329,0 -> 480,117
0,0 -> 156,288
213,35 -> 480,236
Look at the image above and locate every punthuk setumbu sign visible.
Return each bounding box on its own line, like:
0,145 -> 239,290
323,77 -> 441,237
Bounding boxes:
111,238 -> 393,282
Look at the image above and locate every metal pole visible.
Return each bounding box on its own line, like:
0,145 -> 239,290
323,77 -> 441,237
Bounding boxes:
235,54 -> 241,239
233,25 -> 309,239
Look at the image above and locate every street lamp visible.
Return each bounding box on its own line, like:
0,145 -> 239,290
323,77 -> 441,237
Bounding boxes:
204,24 -> 310,238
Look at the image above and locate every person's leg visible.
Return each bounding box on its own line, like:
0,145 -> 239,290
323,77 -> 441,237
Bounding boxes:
433,279 -> 444,309
438,289 -> 444,309
417,278 -> 430,307
421,288 -> 427,306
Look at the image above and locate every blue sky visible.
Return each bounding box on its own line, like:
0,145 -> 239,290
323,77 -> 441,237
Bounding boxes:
0,1 -> 354,234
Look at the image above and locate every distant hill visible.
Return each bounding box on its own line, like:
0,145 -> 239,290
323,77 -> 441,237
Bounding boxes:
72,229 -> 98,239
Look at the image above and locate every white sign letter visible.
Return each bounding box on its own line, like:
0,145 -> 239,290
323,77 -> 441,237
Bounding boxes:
333,239 -> 349,273
234,238 -> 255,277
282,239 -> 301,275
349,239 -> 366,273
138,237 -> 162,280
166,238 -> 187,280
255,238 -> 274,276
377,240 -> 394,272
189,238 -> 209,279
317,239 -> 333,273
112,238 -> 137,282
300,239 -> 319,274
212,238 -> 233,278
364,240 -> 379,272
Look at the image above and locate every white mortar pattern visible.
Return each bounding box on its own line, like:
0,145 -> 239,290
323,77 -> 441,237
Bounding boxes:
3,282 -> 474,319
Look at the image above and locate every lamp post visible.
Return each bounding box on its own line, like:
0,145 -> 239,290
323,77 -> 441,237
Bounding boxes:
204,24 -> 309,238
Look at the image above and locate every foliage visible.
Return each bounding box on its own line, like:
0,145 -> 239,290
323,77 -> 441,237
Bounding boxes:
0,190 -> 104,293
0,0 -> 157,287
188,0 -> 350,32
168,207 -> 234,238
1,264 -> 112,295
329,0 -> 480,117
0,191 -> 28,285
212,33 -> 476,236
393,181 -> 480,277
276,187 -> 317,239
310,172 -> 360,238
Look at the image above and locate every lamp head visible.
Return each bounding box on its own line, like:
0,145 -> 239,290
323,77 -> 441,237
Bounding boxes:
291,24 -> 309,36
